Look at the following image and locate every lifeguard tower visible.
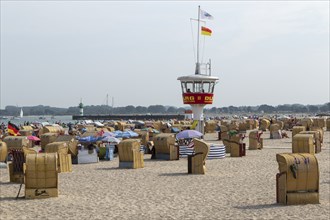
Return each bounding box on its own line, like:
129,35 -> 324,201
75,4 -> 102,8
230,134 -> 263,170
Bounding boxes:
177,6 -> 219,134
178,66 -> 218,133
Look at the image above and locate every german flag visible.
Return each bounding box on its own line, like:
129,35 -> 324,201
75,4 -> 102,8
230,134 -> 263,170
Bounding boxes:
8,122 -> 20,136
201,26 -> 212,36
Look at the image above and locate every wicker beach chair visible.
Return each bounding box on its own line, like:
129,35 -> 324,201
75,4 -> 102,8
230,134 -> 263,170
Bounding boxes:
300,118 -> 313,131
312,118 -> 325,129
292,126 -> 306,138
45,142 -> 72,173
204,120 -> 217,133
40,133 -> 59,151
298,130 -> 322,153
248,130 -> 263,150
218,125 -> 228,141
25,153 -> 59,199
152,133 -> 178,160
270,124 -> 282,139
55,135 -> 79,157
292,134 -> 314,154
187,139 -> 210,174
8,149 -> 25,183
276,153 -> 319,205
259,119 -> 270,131
0,141 -> 8,162
3,136 -> 29,151
118,139 -> 144,169
229,134 -> 246,157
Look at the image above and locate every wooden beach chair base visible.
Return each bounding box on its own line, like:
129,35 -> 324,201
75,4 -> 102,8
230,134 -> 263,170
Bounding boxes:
25,188 -> 58,199
188,153 -> 205,174
231,143 -> 246,157
119,150 -> 144,169
276,172 -> 319,205
154,145 -> 179,160
276,153 -> 319,205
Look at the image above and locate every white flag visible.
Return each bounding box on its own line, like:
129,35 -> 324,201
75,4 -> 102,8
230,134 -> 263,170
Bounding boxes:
200,9 -> 214,20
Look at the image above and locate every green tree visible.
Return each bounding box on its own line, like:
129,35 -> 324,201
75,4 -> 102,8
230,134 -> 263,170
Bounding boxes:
125,105 -> 136,114
166,106 -> 177,113
319,103 -> 330,112
258,104 -> 276,113
136,106 -> 148,113
147,105 -> 166,113
291,104 -> 308,113
307,105 -> 319,113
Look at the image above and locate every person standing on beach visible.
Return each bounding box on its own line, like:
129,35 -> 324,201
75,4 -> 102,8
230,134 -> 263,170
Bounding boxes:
0,123 -> 5,133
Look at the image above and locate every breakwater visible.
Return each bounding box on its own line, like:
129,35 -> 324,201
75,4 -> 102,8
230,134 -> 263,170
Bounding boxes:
72,114 -> 185,121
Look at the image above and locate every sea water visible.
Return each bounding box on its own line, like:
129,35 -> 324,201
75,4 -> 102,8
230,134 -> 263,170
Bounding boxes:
0,115 -> 76,125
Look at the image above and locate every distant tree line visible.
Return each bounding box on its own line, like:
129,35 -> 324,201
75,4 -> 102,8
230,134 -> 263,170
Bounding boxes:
204,103 -> 329,115
0,103 -> 329,116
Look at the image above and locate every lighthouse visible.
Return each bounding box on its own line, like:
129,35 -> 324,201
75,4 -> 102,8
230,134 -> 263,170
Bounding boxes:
78,99 -> 84,116
177,6 -> 219,134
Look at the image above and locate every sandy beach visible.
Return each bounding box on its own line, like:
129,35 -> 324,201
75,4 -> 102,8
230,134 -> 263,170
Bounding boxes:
0,130 -> 329,220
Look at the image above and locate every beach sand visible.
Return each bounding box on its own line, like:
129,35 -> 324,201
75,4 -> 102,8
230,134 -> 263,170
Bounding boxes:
0,130 -> 329,220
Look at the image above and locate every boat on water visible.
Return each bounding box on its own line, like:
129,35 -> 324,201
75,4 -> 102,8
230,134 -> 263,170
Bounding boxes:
0,116 -> 9,120
9,108 -> 24,120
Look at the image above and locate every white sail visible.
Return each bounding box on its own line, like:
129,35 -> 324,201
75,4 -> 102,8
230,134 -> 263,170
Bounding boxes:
20,108 -> 23,118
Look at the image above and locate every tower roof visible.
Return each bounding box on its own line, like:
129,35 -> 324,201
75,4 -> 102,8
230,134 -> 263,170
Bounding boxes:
177,74 -> 219,82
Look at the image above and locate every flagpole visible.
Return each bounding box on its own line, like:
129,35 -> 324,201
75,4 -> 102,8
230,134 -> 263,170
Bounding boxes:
195,5 -> 201,75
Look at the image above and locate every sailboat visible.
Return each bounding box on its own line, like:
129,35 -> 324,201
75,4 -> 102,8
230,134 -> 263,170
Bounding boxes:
11,107 -> 23,120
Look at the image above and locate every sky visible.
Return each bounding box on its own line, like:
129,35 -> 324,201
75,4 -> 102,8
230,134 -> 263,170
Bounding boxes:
0,1 -> 329,109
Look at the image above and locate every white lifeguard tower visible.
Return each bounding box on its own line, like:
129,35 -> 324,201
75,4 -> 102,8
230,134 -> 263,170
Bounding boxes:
177,6 -> 219,134
178,71 -> 218,133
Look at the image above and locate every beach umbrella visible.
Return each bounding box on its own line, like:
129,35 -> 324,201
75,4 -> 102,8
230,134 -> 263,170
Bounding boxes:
102,136 -> 120,144
41,122 -> 50,126
141,127 -> 160,133
151,129 -> 160,134
277,115 -> 291,120
94,121 -> 104,127
176,130 -> 203,139
171,127 -> 180,133
124,130 -> 139,137
103,131 -> 116,137
27,136 -> 40,141
78,136 -> 103,143
113,130 -> 123,138
131,120 -> 145,128
132,120 -> 145,125
121,130 -> 139,138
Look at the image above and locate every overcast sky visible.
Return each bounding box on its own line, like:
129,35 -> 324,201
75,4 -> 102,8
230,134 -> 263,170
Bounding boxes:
1,1 -> 329,109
